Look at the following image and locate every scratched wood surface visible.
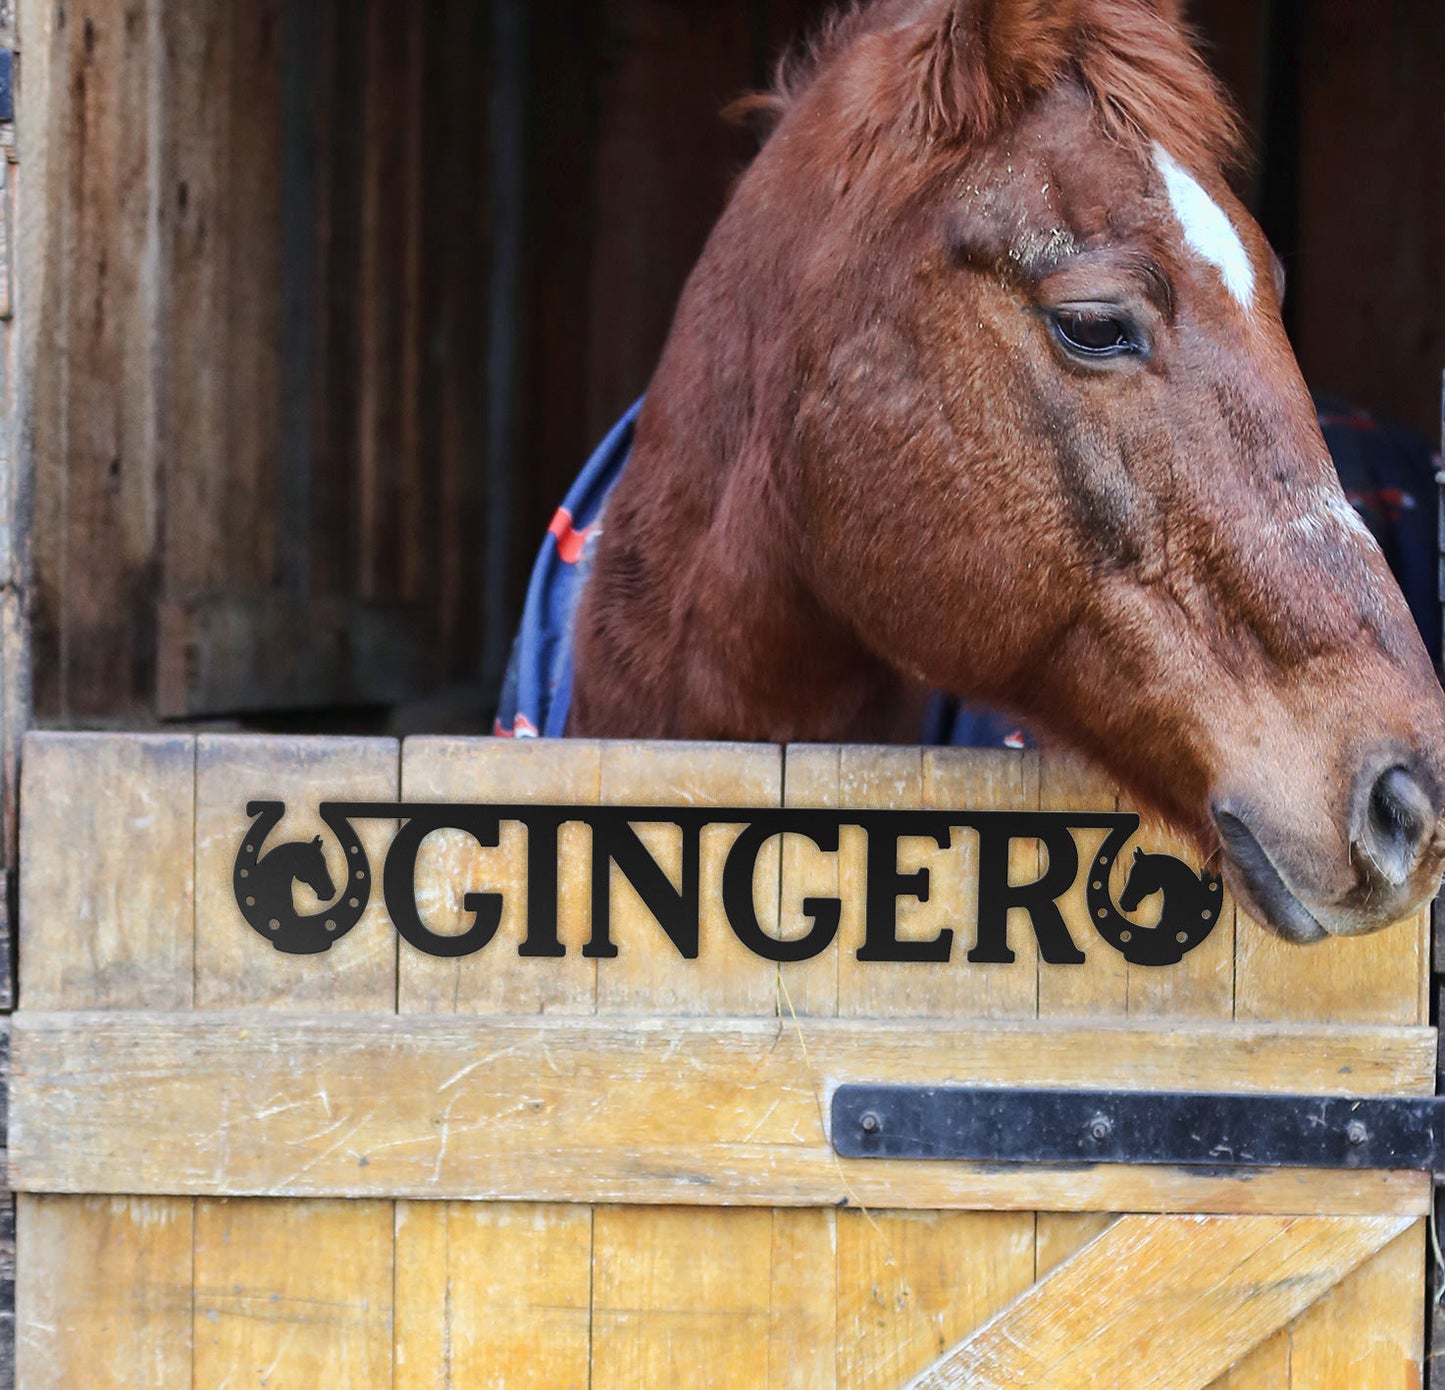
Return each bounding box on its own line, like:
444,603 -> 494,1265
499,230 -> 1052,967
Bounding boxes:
12,733 -> 1434,1388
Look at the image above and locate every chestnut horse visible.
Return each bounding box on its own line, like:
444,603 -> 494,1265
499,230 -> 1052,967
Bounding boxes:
565,0 -> 1445,944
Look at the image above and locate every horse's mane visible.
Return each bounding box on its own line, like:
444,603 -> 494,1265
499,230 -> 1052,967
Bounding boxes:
731,0 -> 1244,179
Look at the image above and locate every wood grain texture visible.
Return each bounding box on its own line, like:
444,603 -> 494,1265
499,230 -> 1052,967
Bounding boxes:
399,735 -> 600,1015
595,741 -> 783,1016
1234,906 -> 1429,1026
779,743 -> 842,1016
193,734 -> 398,1011
923,747 -> 1041,1020
192,1199 -> 392,1390
1206,1328 -> 1290,1390
904,1214 -> 1413,1390
836,745 -> 960,1019
768,1209 -> 837,1390
1037,755 -> 1125,1019
591,1207 -> 773,1390
837,1209 -> 1035,1390
10,1012 -> 1434,1212
1283,1218 -> 1425,1389
15,1196 -> 192,1390
19,731 -> 195,1011
394,1201 -> 592,1390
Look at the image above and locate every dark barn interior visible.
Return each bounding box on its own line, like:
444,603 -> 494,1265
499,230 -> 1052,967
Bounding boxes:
23,0 -> 1445,731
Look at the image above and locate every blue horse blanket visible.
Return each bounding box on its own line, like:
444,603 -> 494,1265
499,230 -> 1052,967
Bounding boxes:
496,396 -> 1441,744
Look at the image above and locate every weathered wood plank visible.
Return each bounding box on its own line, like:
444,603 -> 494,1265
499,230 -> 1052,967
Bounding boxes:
836,1209 -> 1035,1390
1234,906 -> 1428,1026
10,1012 -> 1434,1212
1283,1218 -> 1425,1388
779,743 -> 842,1016
19,730 -> 196,1012
590,1207 -> 772,1390
768,1209 -> 837,1390
594,741 -> 783,1016
394,1200 -> 592,1390
903,1214 -> 1412,1390
193,734 -> 398,1010
192,1199 -> 392,1388
157,594 -> 429,718
398,735 -> 600,1015
1206,1328 -> 1290,1390
1037,755 -> 1125,1019
15,1196 -> 192,1390
31,0 -> 158,719
836,745 -> 962,1019
923,747 -> 1042,1020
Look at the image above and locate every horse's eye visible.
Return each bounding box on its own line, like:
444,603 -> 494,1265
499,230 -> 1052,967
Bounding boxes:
1050,309 -> 1140,360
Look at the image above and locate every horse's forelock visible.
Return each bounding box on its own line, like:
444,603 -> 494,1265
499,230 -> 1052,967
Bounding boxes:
748,0 -> 1243,183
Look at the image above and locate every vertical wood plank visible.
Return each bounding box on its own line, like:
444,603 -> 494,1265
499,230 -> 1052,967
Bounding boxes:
19,731 -> 195,1011
394,1202 -> 591,1390
836,745 -> 958,1019
779,744 -> 840,1017
923,748 -> 1040,1020
162,0 -> 231,603
1234,908 -> 1427,1026
769,1210 -> 837,1390
594,741 -> 782,1016
192,735 -> 398,1381
16,730 -> 196,1386
193,1199 -> 393,1389
31,0 -> 159,719
1036,754 -> 1126,1019
220,0 -> 281,592
1284,1220 -> 1425,1388
1035,1213 -> 1113,1278
16,1197 -> 192,1390
835,1209 -> 1035,1390
1033,751 -> 1125,1312
591,1207 -> 773,1390
193,734 -> 398,1010
1206,1328 -> 1290,1390
398,736 -> 600,1015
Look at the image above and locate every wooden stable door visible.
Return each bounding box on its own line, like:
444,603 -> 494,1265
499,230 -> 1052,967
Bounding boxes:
7,734 -> 1433,1388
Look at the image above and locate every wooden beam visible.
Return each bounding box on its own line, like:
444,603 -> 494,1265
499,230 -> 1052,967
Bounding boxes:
8,1012 -> 1435,1212
903,1214 -> 1415,1390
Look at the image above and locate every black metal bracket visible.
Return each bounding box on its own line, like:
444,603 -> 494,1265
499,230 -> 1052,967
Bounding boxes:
832,1085 -> 1445,1172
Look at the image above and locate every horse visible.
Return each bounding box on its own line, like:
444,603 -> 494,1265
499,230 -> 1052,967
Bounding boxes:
549,0 -> 1445,945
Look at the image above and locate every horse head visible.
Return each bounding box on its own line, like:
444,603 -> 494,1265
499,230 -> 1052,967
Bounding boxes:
1118,847 -> 1159,916
294,835 -> 338,906
571,0 -> 1445,943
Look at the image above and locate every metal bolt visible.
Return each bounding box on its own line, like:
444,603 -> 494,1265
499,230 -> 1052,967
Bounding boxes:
859,1111 -> 881,1135
1345,1120 -> 1369,1147
1087,1115 -> 1113,1142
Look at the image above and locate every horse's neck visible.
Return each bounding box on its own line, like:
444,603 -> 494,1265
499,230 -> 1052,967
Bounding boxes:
569,430 -> 923,743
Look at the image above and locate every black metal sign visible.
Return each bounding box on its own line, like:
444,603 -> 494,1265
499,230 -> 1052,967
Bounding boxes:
234,803 -> 1222,967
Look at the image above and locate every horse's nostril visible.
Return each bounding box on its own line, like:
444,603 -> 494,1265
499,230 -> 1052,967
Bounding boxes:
1356,765 -> 1433,885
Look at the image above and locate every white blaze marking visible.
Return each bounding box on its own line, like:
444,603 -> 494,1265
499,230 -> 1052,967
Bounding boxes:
1324,489 -> 1376,545
1286,486 -> 1379,554
1152,144 -> 1255,310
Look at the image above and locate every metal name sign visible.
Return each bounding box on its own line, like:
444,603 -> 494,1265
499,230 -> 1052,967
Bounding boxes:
233,802 -> 1222,968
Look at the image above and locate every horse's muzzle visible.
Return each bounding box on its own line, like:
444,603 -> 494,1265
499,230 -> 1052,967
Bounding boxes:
1212,758 -> 1445,942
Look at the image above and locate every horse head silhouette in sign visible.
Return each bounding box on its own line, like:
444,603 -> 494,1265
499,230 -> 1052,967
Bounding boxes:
235,803 -> 370,954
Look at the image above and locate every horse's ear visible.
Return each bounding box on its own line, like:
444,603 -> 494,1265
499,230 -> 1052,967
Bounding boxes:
913,0 -> 1081,141
312,835 -> 324,847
